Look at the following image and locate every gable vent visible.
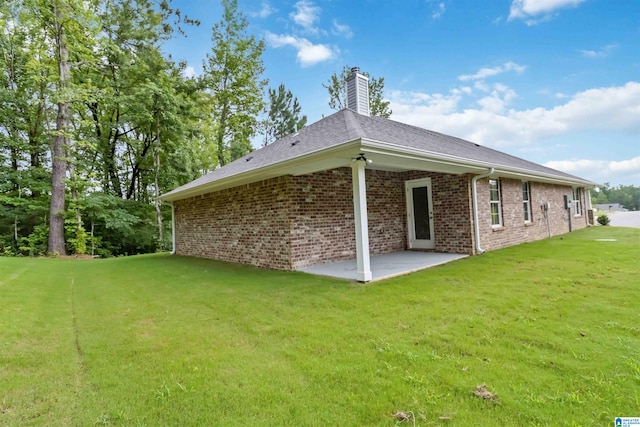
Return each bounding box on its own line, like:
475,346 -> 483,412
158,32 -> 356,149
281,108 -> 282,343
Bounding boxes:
346,66 -> 369,116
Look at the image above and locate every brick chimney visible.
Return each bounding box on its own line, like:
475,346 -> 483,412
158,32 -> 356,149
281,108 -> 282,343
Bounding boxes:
346,66 -> 369,116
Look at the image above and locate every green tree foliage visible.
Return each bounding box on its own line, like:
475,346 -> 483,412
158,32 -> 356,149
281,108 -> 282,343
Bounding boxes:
592,183 -> 640,211
0,0 -> 55,254
0,0 -> 317,257
201,0 -> 267,166
262,83 -> 307,145
0,0 -> 203,256
322,65 -> 392,118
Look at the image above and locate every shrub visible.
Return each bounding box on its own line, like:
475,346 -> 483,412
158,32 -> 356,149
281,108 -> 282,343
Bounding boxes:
18,224 -> 48,256
597,214 -> 611,226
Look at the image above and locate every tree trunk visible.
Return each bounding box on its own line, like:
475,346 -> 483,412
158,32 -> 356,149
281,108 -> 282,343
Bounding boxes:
154,116 -> 163,250
216,104 -> 229,167
48,105 -> 68,255
48,0 -> 70,256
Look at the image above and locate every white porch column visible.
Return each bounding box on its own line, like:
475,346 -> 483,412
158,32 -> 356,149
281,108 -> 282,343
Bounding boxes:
170,202 -> 176,255
351,159 -> 372,282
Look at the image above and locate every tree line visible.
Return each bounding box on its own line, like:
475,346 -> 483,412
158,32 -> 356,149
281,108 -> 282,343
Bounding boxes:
0,0 -> 391,257
592,184 -> 640,211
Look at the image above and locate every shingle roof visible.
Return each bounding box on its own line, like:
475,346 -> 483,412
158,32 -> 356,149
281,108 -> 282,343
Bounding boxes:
160,108 -> 593,200
356,112 -> 584,179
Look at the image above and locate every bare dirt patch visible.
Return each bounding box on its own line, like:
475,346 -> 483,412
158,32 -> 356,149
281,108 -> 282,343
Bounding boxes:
473,384 -> 498,401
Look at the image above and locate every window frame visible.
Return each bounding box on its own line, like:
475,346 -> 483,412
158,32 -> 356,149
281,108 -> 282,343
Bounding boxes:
572,188 -> 582,216
489,179 -> 502,227
522,181 -> 532,223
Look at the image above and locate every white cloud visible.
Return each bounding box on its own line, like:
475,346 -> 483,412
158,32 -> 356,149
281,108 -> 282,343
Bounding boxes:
578,44 -> 618,58
388,89 -> 461,115
181,65 -> 197,79
458,61 -> 526,82
265,32 -> 335,67
476,83 -> 517,114
544,157 -> 640,183
249,2 -> 276,18
609,157 -> 640,173
290,0 -> 321,33
331,19 -> 353,39
544,157 -> 640,174
508,0 -> 585,24
389,81 -> 640,149
432,2 -> 446,19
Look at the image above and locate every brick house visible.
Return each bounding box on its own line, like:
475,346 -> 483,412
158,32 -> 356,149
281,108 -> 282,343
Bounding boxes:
159,68 -> 596,281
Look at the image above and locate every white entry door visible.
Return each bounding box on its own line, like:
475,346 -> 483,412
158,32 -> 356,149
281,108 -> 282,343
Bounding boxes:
405,178 -> 435,249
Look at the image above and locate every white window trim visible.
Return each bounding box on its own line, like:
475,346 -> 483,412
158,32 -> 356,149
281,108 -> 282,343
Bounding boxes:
573,188 -> 582,217
522,181 -> 532,223
489,179 -> 502,227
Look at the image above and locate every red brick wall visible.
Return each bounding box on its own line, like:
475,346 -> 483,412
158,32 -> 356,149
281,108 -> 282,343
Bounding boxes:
289,168 -> 408,269
173,169 -> 589,271
476,178 -> 588,252
405,172 -> 475,254
173,176 -> 292,270
366,170 -> 407,255
289,169 -> 475,269
288,169 -> 355,268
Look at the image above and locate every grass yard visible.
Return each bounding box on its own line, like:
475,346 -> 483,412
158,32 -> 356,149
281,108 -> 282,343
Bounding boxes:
1,227 -> 639,426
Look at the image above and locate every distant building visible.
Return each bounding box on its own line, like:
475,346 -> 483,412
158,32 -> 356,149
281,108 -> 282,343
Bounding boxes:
594,203 -> 628,212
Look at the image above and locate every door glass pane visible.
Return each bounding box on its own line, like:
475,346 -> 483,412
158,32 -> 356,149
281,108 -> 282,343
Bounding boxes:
412,186 -> 430,240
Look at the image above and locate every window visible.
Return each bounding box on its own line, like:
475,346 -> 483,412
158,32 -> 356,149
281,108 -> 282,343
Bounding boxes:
522,181 -> 532,222
573,188 -> 582,216
489,179 -> 502,226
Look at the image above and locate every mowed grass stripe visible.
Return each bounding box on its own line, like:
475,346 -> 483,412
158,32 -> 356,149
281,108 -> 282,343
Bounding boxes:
0,259 -> 81,425
0,266 -> 29,287
0,226 -> 639,426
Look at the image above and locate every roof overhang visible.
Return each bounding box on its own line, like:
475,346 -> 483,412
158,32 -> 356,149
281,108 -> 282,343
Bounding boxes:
359,138 -> 597,187
159,138 -> 597,202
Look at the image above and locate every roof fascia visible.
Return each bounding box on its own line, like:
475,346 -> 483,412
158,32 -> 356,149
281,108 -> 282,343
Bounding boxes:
360,138 -> 597,188
490,169 -> 598,188
360,139 -> 489,172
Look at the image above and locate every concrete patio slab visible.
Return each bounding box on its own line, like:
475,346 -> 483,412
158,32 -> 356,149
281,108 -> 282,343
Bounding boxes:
298,251 -> 468,282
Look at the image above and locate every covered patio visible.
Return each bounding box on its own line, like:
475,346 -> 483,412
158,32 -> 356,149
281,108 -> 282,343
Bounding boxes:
297,251 -> 468,282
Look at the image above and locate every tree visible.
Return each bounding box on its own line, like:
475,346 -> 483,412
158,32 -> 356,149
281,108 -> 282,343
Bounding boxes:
0,0 -> 268,257
262,83 -> 307,145
0,0 -> 51,254
322,65 -> 392,118
47,0 -> 73,255
594,183 -> 640,211
201,0 -> 267,167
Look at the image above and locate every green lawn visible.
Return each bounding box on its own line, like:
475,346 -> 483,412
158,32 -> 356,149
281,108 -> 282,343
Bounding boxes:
1,227 -> 639,426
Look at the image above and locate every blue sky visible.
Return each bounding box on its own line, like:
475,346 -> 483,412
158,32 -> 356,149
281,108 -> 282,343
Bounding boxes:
163,0 -> 640,186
